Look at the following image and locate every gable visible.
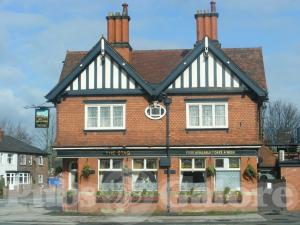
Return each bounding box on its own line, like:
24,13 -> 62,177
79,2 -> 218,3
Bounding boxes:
168,52 -> 241,90
65,54 -> 140,92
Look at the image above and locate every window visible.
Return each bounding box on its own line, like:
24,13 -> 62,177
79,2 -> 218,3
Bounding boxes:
215,158 -> 240,191
6,173 -> 16,185
19,155 -> 26,166
29,156 -> 32,166
132,159 -> 157,191
19,173 -> 30,185
7,154 -> 13,164
186,102 -> 228,129
38,174 -> 43,184
85,104 -> 125,130
180,158 -> 206,192
145,103 -> 166,120
99,159 -> 123,191
38,156 -> 43,165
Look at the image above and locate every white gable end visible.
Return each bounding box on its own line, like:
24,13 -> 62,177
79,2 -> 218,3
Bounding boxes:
65,54 -> 140,92
168,52 -> 241,89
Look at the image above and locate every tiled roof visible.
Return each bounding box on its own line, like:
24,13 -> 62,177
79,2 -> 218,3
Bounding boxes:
0,136 -> 47,155
59,47 -> 267,90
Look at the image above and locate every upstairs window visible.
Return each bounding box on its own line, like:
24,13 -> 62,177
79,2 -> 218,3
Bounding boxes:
7,154 -> 13,164
38,156 -> 44,166
19,155 -> 26,166
186,102 -> 228,129
85,104 -> 125,130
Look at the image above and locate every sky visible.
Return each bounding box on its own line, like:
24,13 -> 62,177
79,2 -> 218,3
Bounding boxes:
0,0 -> 299,142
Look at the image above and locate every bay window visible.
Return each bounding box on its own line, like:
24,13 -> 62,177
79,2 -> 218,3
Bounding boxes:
186,101 -> 228,129
180,158 -> 206,192
215,158 -> 240,191
132,159 -> 157,191
19,173 -> 30,185
85,104 -> 125,130
99,159 -> 123,191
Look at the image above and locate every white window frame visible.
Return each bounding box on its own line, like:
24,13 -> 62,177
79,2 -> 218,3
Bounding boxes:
38,156 -> 44,165
7,154 -> 13,164
19,155 -> 26,166
179,158 -> 206,191
132,158 -> 158,172
98,158 -> 123,191
85,104 -> 126,130
19,173 -> 30,185
29,156 -> 32,166
38,174 -> 43,184
214,157 -> 241,191
186,102 -> 228,129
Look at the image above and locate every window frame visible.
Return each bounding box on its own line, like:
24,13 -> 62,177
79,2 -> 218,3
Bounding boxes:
186,102 -> 228,129
38,174 -> 43,184
98,158 -> 123,191
85,104 -> 126,130
7,154 -> 13,164
132,158 -> 158,172
19,154 -> 26,166
180,158 -> 206,172
38,156 -> 44,166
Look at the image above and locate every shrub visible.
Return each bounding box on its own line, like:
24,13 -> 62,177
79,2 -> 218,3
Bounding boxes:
244,164 -> 257,180
206,165 -> 216,177
81,164 -> 92,178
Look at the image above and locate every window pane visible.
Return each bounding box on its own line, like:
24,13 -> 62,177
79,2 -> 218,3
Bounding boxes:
189,105 -> 199,126
215,105 -> 226,126
215,159 -> 224,168
133,159 -> 144,169
100,107 -> 111,127
229,158 -> 240,169
195,159 -> 205,169
112,159 -> 122,169
181,171 -> 206,191
100,159 -> 110,169
216,171 -> 240,191
202,105 -> 213,126
181,159 -> 192,169
87,107 -> 98,127
99,171 -> 123,191
146,159 -> 157,169
132,171 -> 157,191
113,106 -> 123,127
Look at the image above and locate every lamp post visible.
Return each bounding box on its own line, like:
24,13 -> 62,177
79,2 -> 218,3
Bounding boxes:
160,93 -> 172,213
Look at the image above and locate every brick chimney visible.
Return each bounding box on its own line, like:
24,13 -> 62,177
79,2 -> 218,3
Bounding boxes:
0,128 -> 4,142
195,0 -> 219,42
107,3 -> 132,62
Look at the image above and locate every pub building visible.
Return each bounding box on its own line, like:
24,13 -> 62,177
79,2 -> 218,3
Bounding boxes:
46,1 -> 267,213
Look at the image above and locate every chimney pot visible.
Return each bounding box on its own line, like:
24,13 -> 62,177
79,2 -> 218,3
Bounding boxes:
122,3 -> 128,15
115,12 -> 121,16
210,0 -> 216,13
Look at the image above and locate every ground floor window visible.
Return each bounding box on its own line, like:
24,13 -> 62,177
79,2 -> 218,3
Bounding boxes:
19,173 -> 31,185
180,158 -> 206,191
38,174 -> 43,184
6,173 -> 16,185
215,158 -> 241,191
132,158 -> 157,191
99,159 -> 123,191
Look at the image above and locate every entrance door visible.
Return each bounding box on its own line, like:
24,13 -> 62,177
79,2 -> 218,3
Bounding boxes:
69,161 -> 78,190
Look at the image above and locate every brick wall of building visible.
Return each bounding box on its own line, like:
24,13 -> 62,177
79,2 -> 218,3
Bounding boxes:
55,94 -> 260,147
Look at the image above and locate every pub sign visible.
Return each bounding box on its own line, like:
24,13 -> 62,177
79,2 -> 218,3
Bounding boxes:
35,107 -> 49,128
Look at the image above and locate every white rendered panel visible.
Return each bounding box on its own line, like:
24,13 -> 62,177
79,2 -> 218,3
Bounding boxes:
233,76 -> 240,88
80,70 -> 86,90
129,78 -> 135,89
191,60 -> 197,88
216,60 -> 223,87
73,78 -> 78,90
121,70 -> 127,89
208,54 -> 214,87
225,68 -> 231,87
183,68 -> 189,88
96,56 -> 103,89
174,76 -> 181,88
200,53 -> 206,87
88,62 -> 94,89
113,62 -> 119,89
66,86 -> 70,91
105,56 -> 111,88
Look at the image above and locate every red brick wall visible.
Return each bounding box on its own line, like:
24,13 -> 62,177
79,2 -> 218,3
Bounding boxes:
62,156 -> 258,213
55,94 -> 260,147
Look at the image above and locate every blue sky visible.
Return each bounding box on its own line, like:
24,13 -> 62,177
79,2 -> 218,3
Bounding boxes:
0,0 -> 299,138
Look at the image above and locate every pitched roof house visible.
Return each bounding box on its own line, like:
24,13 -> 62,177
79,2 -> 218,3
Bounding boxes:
47,2 -> 267,213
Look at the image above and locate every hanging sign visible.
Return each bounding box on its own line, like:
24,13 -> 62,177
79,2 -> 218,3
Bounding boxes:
35,107 -> 49,128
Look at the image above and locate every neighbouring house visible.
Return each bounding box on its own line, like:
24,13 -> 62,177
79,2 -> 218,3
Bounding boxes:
46,1 -> 268,213
0,128 -> 48,191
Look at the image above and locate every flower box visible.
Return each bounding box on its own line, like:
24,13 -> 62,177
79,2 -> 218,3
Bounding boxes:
96,191 -> 124,203
178,192 -> 207,204
130,191 -> 159,203
213,191 -> 242,204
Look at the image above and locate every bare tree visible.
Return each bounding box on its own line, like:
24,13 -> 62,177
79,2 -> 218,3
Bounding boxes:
0,119 -> 34,144
264,100 -> 300,144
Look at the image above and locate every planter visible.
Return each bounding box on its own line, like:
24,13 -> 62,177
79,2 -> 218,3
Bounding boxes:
178,193 -> 207,204
96,193 -> 124,203
65,191 -> 77,205
213,191 -> 242,204
130,196 -> 159,203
